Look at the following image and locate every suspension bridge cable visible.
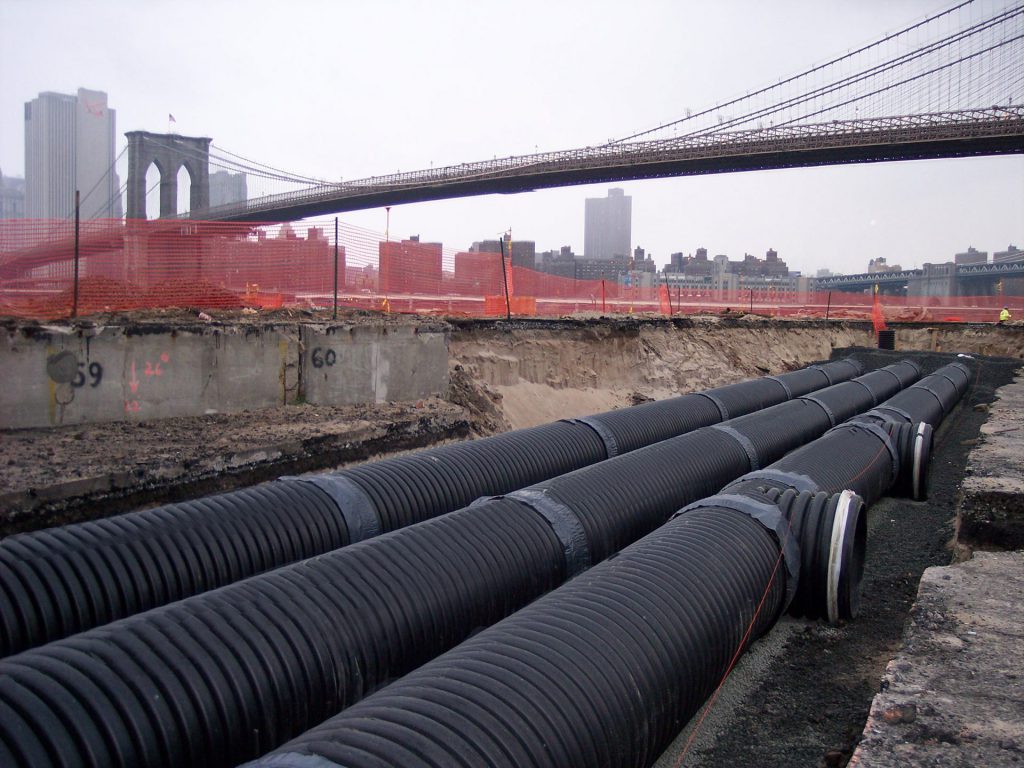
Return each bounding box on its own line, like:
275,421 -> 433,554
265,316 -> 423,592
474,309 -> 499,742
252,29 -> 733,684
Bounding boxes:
76,146 -> 127,211
767,33 -> 1024,131
606,0 -> 987,144
677,6 -> 1024,140
211,144 -> 331,186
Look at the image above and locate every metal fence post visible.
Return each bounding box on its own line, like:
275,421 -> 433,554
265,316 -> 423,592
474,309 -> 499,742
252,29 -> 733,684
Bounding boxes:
72,190 -> 80,319
333,217 -> 339,320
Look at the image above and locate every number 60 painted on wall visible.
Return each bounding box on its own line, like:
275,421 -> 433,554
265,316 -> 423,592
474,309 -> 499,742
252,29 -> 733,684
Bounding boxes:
310,347 -> 337,368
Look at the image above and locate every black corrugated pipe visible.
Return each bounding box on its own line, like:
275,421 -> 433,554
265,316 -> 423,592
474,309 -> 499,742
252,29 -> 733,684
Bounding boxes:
859,360 -> 970,430
247,360 -> 969,768
713,361 -> 970,620
0,362 -> 907,768
0,358 -> 862,658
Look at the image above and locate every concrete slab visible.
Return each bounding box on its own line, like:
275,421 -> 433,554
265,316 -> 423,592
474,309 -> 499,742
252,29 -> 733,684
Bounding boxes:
959,373 -> 1024,549
1,320 -> 449,428
2,322 -> 300,428
300,323 -> 448,406
850,552 -> 1024,767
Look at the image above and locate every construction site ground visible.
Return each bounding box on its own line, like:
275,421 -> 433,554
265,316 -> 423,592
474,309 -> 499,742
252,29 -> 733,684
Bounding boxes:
1,315 -> 1022,767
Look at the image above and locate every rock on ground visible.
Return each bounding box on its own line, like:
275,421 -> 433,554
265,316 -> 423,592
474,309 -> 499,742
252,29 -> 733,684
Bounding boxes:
850,552 -> 1024,768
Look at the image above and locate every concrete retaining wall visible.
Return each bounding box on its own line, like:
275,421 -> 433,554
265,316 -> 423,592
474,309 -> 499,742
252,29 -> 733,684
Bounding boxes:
1,321 -> 449,429
301,324 -> 448,406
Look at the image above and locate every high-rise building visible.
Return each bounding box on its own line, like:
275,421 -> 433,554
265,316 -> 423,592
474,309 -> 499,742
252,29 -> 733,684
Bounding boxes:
379,235 -> 443,295
24,88 -> 121,220
868,257 -> 903,274
469,235 -> 536,270
0,171 -> 26,219
584,188 -> 631,260
993,244 -> 1023,264
209,170 -> 247,208
537,246 -> 577,278
510,240 -> 536,271
955,246 -> 988,265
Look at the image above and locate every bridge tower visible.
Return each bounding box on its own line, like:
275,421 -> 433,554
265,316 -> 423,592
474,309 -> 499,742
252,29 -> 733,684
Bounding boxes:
125,131 -> 211,219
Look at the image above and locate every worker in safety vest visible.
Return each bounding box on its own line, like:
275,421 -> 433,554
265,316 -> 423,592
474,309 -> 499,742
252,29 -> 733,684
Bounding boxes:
999,306 -> 1012,323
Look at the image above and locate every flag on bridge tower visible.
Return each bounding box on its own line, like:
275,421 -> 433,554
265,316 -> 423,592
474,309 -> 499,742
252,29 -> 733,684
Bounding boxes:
169,114 -> 176,123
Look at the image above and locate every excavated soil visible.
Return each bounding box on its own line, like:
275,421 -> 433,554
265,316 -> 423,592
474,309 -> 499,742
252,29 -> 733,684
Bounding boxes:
0,398 -> 469,536
898,322 -> 1024,359
449,316 -> 874,428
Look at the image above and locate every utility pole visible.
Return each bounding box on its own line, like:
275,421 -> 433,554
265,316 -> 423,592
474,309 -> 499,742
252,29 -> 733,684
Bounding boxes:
498,235 -> 511,321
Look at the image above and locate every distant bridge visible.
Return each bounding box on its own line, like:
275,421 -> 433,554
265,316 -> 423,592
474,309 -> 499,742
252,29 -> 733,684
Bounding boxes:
814,259 -> 1024,292
196,108 -> 1024,223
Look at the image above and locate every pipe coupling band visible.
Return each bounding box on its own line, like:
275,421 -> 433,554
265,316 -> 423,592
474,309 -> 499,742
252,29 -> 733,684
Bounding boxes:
764,376 -> 793,399
808,364 -> 835,385
288,474 -> 382,543
876,366 -> 905,387
673,493 -> 800,605
841,357 -> 865,375
903,359 -> 923,376
798,395 -> 836,427
696,392 -> 730,421
912,383 -> 948,415
506,489 -> 590,577
731,468 -> 820,494
567,416 -> 620,458
827,421 -> 900,479
711,424 -> 760,471
848,378 -> 879,406
864,405 -> 913,424
934,370 -> 964,392
254,754 -> 342,768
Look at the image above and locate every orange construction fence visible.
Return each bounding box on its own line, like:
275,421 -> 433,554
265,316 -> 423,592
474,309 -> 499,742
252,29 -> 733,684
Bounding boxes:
1,218 -> 1020,323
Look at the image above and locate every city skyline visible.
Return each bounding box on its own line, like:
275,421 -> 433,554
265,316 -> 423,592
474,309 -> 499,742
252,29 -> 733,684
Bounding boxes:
1,1 -> 1022,276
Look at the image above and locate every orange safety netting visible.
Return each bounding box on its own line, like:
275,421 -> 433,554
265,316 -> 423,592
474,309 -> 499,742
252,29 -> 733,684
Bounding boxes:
1,218 -> 1020,322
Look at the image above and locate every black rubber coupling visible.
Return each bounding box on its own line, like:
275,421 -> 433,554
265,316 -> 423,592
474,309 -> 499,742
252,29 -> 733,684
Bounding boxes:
765,487 -> 867,624
884,420 -> 935,501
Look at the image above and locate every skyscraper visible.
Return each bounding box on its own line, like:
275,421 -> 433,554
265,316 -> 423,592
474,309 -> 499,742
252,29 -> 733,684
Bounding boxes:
209,170 -> 247,208
0,171 -> 26,219
24,88 -> 121,220
584,188 -> 631,260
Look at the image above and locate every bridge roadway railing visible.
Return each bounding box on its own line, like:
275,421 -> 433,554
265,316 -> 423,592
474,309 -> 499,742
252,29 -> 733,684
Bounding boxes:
197,106 -> 1024,221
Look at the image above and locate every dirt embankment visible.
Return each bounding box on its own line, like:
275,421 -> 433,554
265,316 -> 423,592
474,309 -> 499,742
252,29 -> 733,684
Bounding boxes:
0,399 -> 469,535
897,324 -> 1024,359
450,317 -> 874,428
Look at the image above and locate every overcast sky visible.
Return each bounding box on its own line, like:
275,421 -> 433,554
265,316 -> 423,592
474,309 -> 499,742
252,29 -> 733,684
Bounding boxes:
2,0 -> 1022,275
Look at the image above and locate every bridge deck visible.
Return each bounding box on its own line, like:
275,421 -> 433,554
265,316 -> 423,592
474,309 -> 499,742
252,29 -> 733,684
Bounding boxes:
197,108 -> 1024,222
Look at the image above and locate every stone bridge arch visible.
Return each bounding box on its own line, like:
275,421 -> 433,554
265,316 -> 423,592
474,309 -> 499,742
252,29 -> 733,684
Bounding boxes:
125,131 -> 211,219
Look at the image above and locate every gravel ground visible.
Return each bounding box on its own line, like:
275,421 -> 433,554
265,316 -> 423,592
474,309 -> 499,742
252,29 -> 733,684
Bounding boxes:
655,348 -> 1021,768
0,397 -> 469,536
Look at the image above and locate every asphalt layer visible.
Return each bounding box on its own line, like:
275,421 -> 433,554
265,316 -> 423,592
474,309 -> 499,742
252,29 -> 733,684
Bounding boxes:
657,347 -> 1021,768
